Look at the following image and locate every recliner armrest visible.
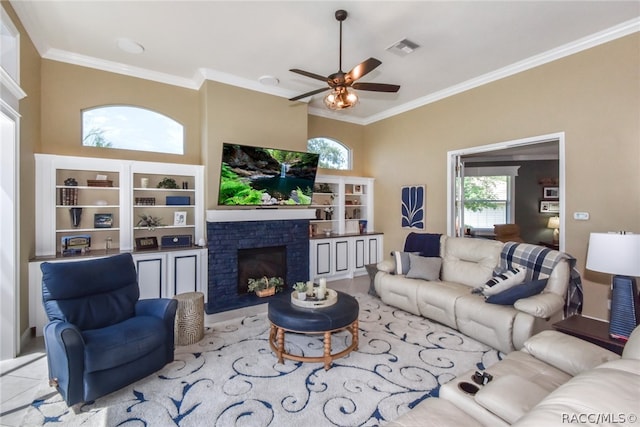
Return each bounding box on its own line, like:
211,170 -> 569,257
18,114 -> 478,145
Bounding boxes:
377,259 -> 395,274
136,298 -> 178,321
43,321 -> 86,406
523,330 -> 620,376
514,292 -> 564,318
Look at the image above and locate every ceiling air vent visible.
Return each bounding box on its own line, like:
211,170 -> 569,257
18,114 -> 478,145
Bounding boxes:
386,38 -> 420,57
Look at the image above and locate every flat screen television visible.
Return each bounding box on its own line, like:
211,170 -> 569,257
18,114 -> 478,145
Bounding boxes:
218,143 -> 320,206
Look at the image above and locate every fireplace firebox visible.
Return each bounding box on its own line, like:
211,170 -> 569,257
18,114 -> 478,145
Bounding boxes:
237,245 -> 286,294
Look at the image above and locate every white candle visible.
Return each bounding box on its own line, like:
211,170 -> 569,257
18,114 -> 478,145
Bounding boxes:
319,278 -> 327,289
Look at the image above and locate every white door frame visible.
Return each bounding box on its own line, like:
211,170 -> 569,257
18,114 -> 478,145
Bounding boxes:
446,132 -> 565,249
0,104 -> 20,360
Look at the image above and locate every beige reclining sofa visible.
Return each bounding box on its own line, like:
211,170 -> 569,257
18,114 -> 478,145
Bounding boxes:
374,235 -> 572,353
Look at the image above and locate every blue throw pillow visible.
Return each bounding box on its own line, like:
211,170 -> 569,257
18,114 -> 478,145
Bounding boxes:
485,278 -> 548,305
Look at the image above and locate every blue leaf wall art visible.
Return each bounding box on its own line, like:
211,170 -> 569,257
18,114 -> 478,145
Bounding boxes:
401,185 -> 425,229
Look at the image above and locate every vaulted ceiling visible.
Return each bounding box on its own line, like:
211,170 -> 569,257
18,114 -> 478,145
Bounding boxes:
10,1 -> 640,124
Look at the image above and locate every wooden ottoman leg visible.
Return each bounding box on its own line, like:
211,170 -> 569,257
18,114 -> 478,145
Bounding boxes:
352,319 -> 359,350
276,327 -> 285,364
323,331 -> 332,370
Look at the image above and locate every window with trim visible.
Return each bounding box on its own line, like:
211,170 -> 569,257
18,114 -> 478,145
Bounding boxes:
82,105 -> 184,155
307,137 -> 351,170
458,166 -> 519,230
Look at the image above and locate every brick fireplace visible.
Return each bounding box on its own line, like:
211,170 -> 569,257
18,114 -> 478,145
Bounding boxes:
206,210 -> 313,314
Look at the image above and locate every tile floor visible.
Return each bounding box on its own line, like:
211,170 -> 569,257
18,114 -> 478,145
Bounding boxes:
0,276 -> 371,426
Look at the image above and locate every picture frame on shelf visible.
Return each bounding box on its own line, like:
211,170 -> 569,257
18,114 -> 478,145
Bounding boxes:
352,184 -> 363,195
94,213 -> 113,228
539,200 -> 560,213
135,236 -> 158,251
543,186 -> 559,199
174,211 -> 187,226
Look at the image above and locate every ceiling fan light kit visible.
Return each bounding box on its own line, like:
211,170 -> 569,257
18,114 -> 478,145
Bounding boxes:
324,87 -> 358,110
289,9 -> 400,110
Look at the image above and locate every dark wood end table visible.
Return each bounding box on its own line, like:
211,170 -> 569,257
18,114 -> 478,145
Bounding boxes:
553,315 -> 625,355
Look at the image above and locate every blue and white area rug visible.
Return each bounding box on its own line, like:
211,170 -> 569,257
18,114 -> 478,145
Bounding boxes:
24,294 -> 502,426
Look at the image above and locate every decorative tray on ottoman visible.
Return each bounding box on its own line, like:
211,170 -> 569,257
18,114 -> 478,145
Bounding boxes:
291,289 -> 338,308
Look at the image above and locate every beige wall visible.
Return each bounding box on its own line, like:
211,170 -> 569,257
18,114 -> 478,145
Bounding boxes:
8,0 -> 639,338
363,33 -> 640,320
200,81 -> 309,208
2,0 -> 40,340
40,60 -> 202,164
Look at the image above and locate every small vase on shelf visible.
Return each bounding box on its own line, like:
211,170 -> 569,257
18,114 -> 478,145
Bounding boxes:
69,207 -> 83,228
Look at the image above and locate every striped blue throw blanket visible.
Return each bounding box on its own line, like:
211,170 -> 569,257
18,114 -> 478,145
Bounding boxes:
498,242 -> 583,317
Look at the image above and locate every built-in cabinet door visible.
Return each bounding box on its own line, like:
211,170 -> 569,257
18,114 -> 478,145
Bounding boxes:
354,238 -> 366,269
368,236 -> 380,265
314,240 -> 332,276
133,253 -> 165,299
335,240 -> 350,273
353,235 -> 382,275
134,248 -> 206,298
170,252 -> 199,295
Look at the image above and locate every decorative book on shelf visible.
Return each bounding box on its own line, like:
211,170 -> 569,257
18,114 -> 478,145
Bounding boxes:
59,188 -> 79,206
87,180 -> 113,187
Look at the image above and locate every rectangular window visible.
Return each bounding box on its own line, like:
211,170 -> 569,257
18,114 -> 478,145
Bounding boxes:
462,176 -> 509,228
457,166 -> 519,231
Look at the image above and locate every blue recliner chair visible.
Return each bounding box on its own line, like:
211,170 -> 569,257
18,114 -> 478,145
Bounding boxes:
41,253 -> 178,407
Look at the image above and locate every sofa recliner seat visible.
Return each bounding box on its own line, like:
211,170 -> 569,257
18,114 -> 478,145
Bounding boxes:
386,326 -> 640,426
375,235 -> 571,353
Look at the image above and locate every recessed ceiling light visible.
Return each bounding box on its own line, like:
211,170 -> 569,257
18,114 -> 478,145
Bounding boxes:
258,75 -> 279,86
117,38 -> 145,54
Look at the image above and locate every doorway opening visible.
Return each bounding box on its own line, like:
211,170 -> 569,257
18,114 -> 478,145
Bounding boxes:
447,132 -> 564,250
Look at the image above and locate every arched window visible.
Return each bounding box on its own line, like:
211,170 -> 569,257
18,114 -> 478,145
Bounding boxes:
82,105 -> 184,155
307,137 -> 351,170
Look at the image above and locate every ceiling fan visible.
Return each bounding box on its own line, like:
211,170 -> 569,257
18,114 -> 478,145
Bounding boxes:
288,9 -> 400,110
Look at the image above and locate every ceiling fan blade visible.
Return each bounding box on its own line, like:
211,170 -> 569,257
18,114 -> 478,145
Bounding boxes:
347,58 -> 382,83
289,69 -> 329,82
289,87 -> 329,102
352,82 -> 400,93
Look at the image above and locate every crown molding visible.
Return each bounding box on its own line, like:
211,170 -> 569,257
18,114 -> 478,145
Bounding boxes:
195,68 -> 300,100
43,48 -> 200,90
0,67 -> 27,101
362,17 -> 640,125
22,14 -> 639,125
307,107 -> 367,125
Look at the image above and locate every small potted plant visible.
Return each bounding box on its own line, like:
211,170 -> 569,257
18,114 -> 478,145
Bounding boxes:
247,276 -> 284,297
137,214 -> 164,230
293,282 -> 308,300
157,177 -> 180,189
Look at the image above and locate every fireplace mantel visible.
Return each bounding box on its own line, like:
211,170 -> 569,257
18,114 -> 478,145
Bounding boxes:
206,209 -> 315,222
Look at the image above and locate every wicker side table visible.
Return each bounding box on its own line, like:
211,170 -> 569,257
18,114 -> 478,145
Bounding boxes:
173,292 -> 205,346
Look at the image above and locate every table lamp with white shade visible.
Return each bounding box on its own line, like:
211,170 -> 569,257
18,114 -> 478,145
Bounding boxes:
586,232 -> 640,341
547,216 -> 560,244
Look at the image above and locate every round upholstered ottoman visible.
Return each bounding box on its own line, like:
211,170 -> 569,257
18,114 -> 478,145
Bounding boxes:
268,290 -> 359,370
173,292 -> 205,346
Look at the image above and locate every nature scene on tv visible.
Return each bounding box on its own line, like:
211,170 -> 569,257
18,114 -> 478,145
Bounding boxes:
218,144 -> 320,206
